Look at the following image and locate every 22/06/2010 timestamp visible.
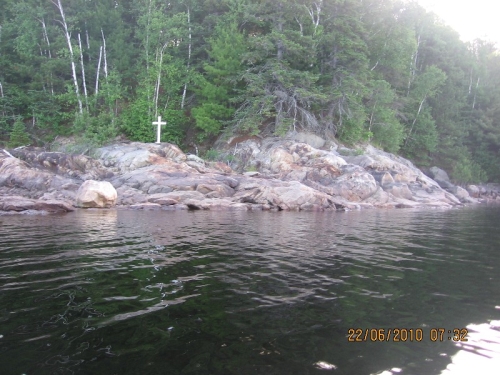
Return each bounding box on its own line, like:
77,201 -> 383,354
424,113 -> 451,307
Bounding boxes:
347,328 -> 469,342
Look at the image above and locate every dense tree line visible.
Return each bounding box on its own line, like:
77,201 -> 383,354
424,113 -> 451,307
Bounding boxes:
1,0 -> 499,182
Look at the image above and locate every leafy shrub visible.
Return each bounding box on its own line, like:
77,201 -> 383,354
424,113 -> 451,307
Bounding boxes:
121,99 -> 185,146
8,118 -> 31,148
451,153 -> 488,184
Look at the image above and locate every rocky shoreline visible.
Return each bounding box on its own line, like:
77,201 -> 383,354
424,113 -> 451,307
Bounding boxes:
1,135 -> 499,215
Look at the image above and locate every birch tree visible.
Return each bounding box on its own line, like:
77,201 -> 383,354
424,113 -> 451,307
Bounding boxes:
402,65 -> 446,160
180,5 -> 191,110
52,0 -> 83,114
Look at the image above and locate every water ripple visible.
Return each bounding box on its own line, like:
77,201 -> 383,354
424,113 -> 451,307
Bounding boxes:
0,207 -> 499,374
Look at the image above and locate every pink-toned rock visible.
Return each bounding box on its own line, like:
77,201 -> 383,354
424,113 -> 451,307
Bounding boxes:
467,185 -> 480,198
184,198 -> 249,211
129,203 -> 161,210
0,196 -> 36,211
75,180 -> 117,208
0,195 -> 74,213
383,183 -> 413,200
34,199 -> 75,212
147,193 -> 178,205
207,162 -> 233,174
362,187 -> 390,206
161,190 -> 205,203
196,183 -> 234,198
324,165 -> 378,201
233,179 -> 335,210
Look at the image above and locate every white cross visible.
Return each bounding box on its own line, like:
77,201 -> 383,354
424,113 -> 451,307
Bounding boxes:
152,116 -> 166,143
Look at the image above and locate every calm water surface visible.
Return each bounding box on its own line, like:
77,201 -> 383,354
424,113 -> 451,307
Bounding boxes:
0,206 -> 499,375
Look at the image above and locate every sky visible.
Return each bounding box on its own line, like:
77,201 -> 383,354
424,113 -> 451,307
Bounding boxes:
416,0 -> 500,45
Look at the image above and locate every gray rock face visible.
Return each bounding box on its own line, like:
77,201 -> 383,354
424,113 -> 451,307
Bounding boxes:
450,186 -> 471,202
383,183 -> 413,200
10,148 -> 111,180
232,179 -> 336,211
0,138 -> 483,214
227,139 -> 474,209
427,166 -> 453,189
0,195 -> 74,213
467,185 -> 480,198
428,166 -> 450,181
96,142 -> 186,173
75,180 -> 117,208
289,132 -> 326,149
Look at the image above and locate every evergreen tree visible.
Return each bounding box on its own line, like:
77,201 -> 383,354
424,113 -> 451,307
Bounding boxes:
192,20 -> 246,138
8,117 -> 30,147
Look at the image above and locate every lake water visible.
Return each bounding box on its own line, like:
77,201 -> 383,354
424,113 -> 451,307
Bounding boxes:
1,206 -> 499,375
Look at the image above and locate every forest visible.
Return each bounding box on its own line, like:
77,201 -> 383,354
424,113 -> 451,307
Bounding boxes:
1,0 -> 499,183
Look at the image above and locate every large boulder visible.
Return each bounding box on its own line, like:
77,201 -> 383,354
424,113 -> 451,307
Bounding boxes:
289,132 -> 326,149
467,185 -> 480,198
449,186 -> 473,202
75,180 -> 117,208
428,166 -> 453,189
232,179 -> 342,211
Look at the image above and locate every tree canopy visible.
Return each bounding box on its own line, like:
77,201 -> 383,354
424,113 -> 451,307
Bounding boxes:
1,0 -> 499,183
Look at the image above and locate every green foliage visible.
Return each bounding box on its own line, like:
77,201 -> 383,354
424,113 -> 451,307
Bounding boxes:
72,111 -> 119,147
471,144 -> 500,182
192,102 -> 232,136
203,148 -> 222,161
121,94 -> 185,145
337,147 -> 364,157
8,117 -> 30,147
120,89 -> 153,142
366,80 -> 404,152
403,109 -> 439,164
371,121 -> 404,153
192,20 -> 246,138
0,0 -> 500,183
203,148 -> 238,168
451,152 -> 488,184
403,66 -> 447,162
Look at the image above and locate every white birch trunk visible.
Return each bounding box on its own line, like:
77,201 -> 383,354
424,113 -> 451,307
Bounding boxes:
78,33 -> 88,110
145,0 -> 152,73
95,46 -> 103,95
181,6 -> 192,110
295,17 -> 303,36
101,29 -> 108,79
472,77 -> 480,109
407,33 -> 421,96
0,82 -> 4,117
39,17 -> 55,95
468,67 -> 473,95
305,0 -> 322,35
145,0 -> 154,117
53,0 -> 82,114
85,23 -> 90,61
154,44 -> 168,117
405,95 -> 427,146
40,18 -> 52,59
368,102 -> 377,132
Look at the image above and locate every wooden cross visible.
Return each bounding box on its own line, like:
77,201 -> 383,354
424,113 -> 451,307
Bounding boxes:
152,116 -> 166,143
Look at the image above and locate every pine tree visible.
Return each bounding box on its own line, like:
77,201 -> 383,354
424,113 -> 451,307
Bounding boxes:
9,118 -> 30,148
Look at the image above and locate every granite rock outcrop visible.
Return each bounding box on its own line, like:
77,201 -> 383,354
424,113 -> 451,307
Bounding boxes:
1,136 -> 492,215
